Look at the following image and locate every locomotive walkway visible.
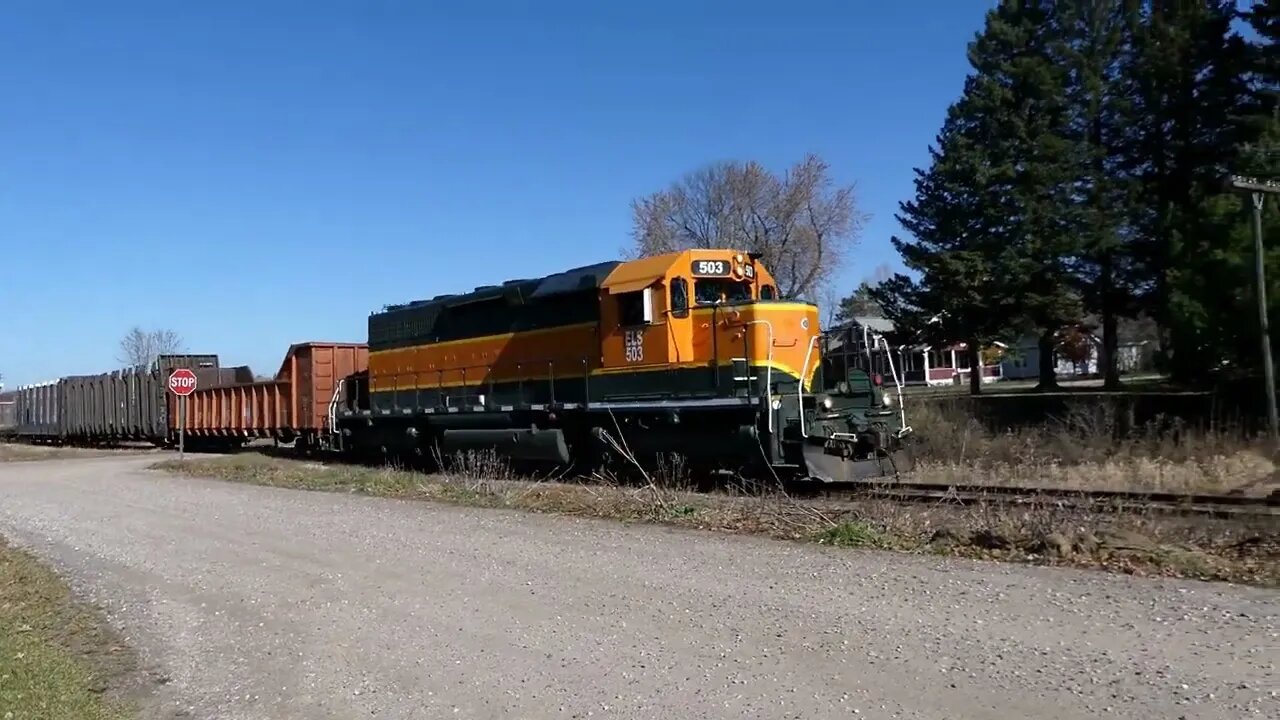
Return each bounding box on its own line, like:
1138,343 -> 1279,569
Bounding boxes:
0,455 -> 1275,720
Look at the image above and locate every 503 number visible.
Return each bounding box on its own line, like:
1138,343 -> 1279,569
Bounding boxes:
624,329 -> 644,363
692,260 -> 728,276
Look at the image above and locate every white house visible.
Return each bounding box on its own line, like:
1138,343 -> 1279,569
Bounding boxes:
1001,332 -> 1152,380
827,316 -> 1005,387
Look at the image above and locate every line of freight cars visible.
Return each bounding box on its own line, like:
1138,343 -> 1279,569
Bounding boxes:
0,344 -> 367,450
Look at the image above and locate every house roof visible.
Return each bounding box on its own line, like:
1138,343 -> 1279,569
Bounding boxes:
851,315 -> 895,334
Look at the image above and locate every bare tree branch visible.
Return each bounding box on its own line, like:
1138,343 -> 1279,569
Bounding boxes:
629,154 -> 865,300
118,326 -> 185,370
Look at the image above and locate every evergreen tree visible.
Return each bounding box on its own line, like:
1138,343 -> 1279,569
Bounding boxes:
1057,0 -> 1135,389
1226,0 -> 1280,374
979,1 -> 1086,390
1113,0 -> 1249,380
879,1 -> 1082,393
874,81 -> 1017,397
1244,0 -> 1280,119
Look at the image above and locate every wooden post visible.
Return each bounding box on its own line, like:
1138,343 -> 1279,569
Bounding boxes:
179,395 -> 186,460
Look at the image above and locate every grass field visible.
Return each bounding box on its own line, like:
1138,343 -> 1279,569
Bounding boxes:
152,452 -> 1280,587
902,399 -> 1278,495
0,537 -> 139,719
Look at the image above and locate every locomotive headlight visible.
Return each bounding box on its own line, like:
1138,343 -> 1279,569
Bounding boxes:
818,394 -> 834,411
882,393 -> 893,408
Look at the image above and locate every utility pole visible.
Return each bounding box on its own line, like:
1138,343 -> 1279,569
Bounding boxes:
1229,174 -> 1279,443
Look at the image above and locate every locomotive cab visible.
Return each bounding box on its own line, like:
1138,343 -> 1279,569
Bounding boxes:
598,250 -> 821,402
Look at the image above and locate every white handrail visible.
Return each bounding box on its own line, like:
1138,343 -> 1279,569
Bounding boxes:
873,334 -> 910,435
798,334 -> 819,438
326,379 -> 345,445
740,320 -> 775,432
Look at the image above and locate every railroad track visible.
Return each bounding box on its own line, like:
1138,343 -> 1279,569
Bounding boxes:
787,478 -> 1280,518
214,445 -> 1280,519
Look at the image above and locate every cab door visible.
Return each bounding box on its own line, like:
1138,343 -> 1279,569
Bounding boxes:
600,283 -> 670,374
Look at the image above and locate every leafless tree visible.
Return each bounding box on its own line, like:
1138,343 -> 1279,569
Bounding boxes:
866,263 -> 893,286
118,327 -> 184,370
628,154 -> 866,300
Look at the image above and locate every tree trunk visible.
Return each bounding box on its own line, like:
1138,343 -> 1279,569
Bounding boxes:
1102,312 -> 1120,390
1037,329 -> 1059,391
1101,251 -> 1121,390
968,340 -> 983,396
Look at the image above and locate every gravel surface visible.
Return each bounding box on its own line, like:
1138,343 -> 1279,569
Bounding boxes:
0,455 -> 1276,720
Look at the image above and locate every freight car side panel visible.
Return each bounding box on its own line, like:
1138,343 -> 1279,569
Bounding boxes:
290,343 -> 368,431
62,370 -> 167,440
175,381 -> 291,437
14,382 -> 60,437
0,392 -> 16,434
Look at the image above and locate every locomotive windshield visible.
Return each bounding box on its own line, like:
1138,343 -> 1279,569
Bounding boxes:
694,278 -> 751,305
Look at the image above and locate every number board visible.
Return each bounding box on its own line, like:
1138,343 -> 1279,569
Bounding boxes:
624,329 -> 645,363
690,260 -> 731,277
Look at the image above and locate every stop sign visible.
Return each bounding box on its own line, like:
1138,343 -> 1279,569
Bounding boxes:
168,368 -> 198,396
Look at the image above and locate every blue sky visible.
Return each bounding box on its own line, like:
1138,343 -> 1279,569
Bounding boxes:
1,0 -> 994,388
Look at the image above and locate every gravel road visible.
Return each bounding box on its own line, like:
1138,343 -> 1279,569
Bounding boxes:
0,455 -> 1275,720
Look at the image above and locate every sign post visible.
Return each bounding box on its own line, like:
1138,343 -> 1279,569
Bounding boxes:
168,368 -> 198,460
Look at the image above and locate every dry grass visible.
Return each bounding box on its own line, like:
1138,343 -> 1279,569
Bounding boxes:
0,536 -> 139,719
904,402 -> 1278,494
0,442 -> 155,463
151,453 -> 1280,587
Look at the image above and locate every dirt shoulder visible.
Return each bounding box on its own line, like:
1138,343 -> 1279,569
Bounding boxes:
5,454 -> 1276,718
0,536 -> 141,719
1,443 -> 158,463
151,453 -> 1280,587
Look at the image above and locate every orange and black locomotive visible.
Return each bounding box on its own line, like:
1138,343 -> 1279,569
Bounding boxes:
333,249 -> 912,481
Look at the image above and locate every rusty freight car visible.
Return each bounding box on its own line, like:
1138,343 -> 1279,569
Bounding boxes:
172,342 -> 367,448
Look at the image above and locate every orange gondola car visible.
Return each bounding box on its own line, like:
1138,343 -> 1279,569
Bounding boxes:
170,342 -> 367,449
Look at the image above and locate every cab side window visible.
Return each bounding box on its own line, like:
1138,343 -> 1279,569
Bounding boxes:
618,289 -> 654,326
761,284 -> 777,300
670,277 -> 689,318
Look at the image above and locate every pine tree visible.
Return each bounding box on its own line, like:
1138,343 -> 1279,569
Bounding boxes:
1114,1 -> 1250,380
1057,0 -> 1134,389
876,117 -> 1015,398
833,282 -> 885,324
1227,0 -> 1280,374
879,1 -> 1083,393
